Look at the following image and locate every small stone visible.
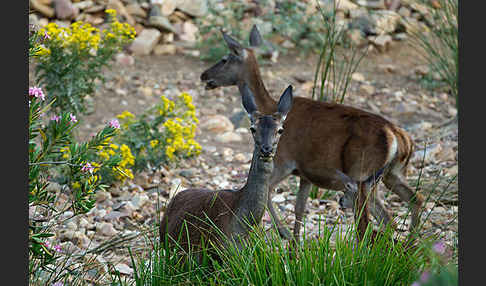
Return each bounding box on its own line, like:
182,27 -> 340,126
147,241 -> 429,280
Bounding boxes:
352,72 -> 365,82
179,21 -> 198,44
126,3 -> 147,18
96,190 -> 111,203
114,263 -> 133,275
414,65 -> 430,76
355,0 -> 386,9
346,29 -> 367,47
115,89 -> 127,96
380,64 -> 396,73
115,52 -> 135,66
129,28 -> 161,55
359,84 -> 375,95
72,1 -> 94,11
272,194 -> 286,204
148,15 -> 177,33
131,193 -> 150,210
370,34 -> 392,53
175,0 -> 208,17
139,86 -> 153,97
54,0 -> 79,20
448,107 -> 457,117
200,115 -> 234,133
97,222 -> 118,236
30,0 -> 55,18
153,44 -> 177,55
370,10 -> 400,35
233,153 -> 248,163
159,0 -> 177,16
215,132 -> 242,143
66,221 -> 77,230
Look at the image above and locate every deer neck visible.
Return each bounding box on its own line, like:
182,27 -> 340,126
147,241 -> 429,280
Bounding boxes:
239,56 -> 277,114
231,148 -> 273,235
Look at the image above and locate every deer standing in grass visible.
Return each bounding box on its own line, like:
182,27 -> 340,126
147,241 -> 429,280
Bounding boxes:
200,25 -> 424,242
159,83 -> 293,254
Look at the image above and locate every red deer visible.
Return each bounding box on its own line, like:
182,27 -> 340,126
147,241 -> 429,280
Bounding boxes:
159,83 -> 294,255
200,25 -> 424,242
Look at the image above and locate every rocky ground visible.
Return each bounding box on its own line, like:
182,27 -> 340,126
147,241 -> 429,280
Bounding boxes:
30,40 -> 458,282
29,0 -> 458,283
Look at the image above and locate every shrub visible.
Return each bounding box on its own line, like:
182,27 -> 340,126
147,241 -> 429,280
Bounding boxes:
33,9 -> 136,115
114,92 -> 202,173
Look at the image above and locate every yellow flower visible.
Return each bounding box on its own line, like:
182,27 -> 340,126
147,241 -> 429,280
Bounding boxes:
150,139 -> 159,148
72,181 -> 81,189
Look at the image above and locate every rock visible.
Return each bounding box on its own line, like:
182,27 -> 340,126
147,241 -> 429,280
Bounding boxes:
369,34 -> 392,52
84,4 -> 105,13
72,1 -> 94,11
129,28 -> 161,55
200,115 -> 234,133
321,0 -> 358,13
370,10 -> 400,35
215,131 -> 242,143
272,194 -> 286,204
131,193 -> 150,209
103,211 -> 127,220
153,44 -> 177,55
348,15 -> 376,36
352,72 -> 365,82
97,222 -> 118,236
148,15 -> 177,33
95,190 -> 111,203
115,52 -> 135,66
413,65 -> 430,76
54,0 -> 79,20
233,153 -> 249,163
114,263 -> 133,275
179,21 -> 198,43
175,0 -> 208,17
157,0 -> 177,16
126,3 -> 147,18
107,0 -> 136,26
346,29 -> 367,47
398,17 -> 428,35
445,165 -> 458,177
398,6 -> 411,18
355,0 -> 386,9
380,64 -> 396,73
412,143 -> 442,164
359,84 -> 375,95
66,221 -> 77,230
30,0 -> 55,18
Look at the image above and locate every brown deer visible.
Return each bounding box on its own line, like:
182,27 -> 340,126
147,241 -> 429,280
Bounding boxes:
159,83 -> 293,255
200,25 -> 424,242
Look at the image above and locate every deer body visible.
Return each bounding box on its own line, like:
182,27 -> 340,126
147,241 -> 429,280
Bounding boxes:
200,26 -> 424,241
159,84 -> 293,253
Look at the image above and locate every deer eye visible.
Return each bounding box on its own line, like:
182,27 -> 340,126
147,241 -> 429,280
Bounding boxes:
277,128 -> 284,134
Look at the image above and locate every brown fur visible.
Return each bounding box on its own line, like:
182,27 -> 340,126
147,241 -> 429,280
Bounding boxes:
200,35 -> 423,242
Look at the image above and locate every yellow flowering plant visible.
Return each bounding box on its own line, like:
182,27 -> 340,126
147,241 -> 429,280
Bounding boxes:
115,92 -> 202,172
33,9 -> 136,115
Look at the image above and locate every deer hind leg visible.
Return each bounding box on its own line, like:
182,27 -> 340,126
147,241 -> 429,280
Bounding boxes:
368,184 -> 396,231
382,170 -> 424,237
354,182 -> 372,242
292,177 -> 312,242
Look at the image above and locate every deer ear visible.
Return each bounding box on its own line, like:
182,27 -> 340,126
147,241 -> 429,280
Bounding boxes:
240,83 -> 258,116
277,85 -> 293,120
249,25 -> 263,47
222,31 -> 244,56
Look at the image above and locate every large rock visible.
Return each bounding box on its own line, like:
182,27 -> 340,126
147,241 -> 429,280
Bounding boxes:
321,0 -> 358,13
148,6 -> 178,33
106,0 -> 136,26
370,10 -> 400,35
175,0 -> 208,17
129,28 -> 161,55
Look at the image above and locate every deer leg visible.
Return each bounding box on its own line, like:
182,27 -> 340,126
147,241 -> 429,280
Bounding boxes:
267,189 -> 292,239
368,184 -> 396,231
382,171 -> 424,237
293,177 -> 312,241
354,182 -> 372,242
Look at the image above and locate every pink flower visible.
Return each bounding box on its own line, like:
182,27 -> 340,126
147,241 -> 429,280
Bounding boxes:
44,30 -> 51,40
420,271 -> 430,282
52,282 -> 63,286
29,86 -> 45,100
108,119 -> 120,129
69,113 -> 77,123
50,115 -> 61,122
53,244 -> 62,252
81,162 -> 94,173
411,282 -> 420,286
432,241 -> 446,255
42,241 -> 50,248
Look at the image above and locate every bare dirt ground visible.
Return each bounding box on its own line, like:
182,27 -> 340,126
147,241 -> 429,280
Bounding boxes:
32,39 -> 458,279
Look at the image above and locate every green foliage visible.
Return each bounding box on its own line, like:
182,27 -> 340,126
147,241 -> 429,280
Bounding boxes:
32,9 -> 136,115
114,92 -> 202,174
408,0 -> 458,107
195,0 -> 340,62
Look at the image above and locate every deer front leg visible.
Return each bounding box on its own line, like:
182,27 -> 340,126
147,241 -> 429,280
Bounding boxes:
293,177 -> 312,242
355,182 -> 372,242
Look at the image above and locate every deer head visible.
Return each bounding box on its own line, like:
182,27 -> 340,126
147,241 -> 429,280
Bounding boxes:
201,25 -> 263,90
240,82 -> 293,162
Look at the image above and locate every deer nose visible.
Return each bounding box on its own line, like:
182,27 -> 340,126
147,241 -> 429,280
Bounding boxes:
261,145 -> 273,156
200,71 -> 208,81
